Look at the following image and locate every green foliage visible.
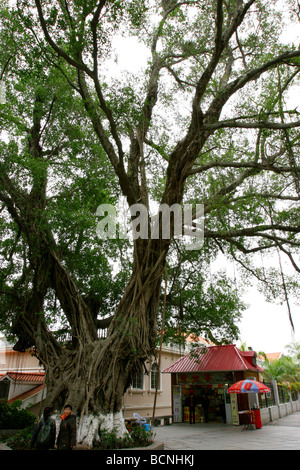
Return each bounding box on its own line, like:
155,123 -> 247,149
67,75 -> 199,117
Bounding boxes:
286,341 -> 300,364
0,400 -> 36,430
0,4 -> 128,340
161,241 -> 244,346
95,425 -> 154,450
0,426 -> 33,450
262,355 -> 300,383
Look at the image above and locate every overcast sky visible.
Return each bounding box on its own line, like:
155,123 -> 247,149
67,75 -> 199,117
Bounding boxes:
238,286 -> 299,354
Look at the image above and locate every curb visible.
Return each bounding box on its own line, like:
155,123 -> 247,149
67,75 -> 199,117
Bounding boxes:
117,441 -> 164,451
74,441 -> 164,451
0,443 -> 12,450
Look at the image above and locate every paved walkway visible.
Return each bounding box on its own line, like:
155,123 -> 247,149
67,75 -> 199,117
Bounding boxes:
154,411 -> 300,450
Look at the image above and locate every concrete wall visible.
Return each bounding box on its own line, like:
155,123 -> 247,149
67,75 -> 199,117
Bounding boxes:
123,345 -> 182,421
292,400 -> 300,412
258,379 -> 300,425
0,347 -> 42,374
260,399 -> 300,425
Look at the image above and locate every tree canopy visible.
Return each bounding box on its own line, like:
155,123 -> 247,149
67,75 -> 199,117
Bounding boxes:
0,0 -> 299,442
262,353 -> 300,384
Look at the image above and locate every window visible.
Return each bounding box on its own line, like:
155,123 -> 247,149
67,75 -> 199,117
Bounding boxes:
0,378 -> 10,400
131,371 -> 144,390
150,363 -> 161,390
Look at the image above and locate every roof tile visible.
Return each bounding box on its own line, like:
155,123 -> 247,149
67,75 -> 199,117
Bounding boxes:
163,344 -> 264,373
8,384 -> 46,404
0,372 -> 45,383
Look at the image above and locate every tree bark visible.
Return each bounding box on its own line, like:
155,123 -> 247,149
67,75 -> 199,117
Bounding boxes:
27,238 -> 169,445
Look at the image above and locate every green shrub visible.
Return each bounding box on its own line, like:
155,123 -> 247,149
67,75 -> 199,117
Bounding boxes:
1,426 -> 33,450
129,424 -> 154,447
0,400 -> 36,430
94,425 -> 154,450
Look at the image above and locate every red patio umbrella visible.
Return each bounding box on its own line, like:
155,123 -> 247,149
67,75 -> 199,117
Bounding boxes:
228,379 -> 271,394
228,379 -> 271,428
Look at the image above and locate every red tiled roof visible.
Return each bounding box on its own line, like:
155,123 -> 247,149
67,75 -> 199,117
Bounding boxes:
257,352 -> 282,362
163,344 -> 264,374
0,372 -> 45,383
185,334 -> 214,345
8,384 -> 46,404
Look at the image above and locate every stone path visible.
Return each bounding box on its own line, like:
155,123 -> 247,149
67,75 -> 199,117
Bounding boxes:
153,411 -> 300,450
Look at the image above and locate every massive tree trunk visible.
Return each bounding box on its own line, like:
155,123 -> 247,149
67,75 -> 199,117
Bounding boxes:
13,233 -> 169,446
53,244 -> 167,446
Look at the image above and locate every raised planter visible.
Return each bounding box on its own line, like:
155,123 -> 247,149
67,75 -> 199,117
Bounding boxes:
0,429 -> 21,437
0,442 -> 12,450
118,441 -> 164,451
74,441 -> 164,451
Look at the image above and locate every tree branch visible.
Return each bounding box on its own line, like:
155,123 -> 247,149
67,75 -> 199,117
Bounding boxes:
0,55 -> 12,81
275,242 -> 300,273
215,0 -> 224,54
188,160 -> 300,177
34,0 -> 93,77
192,0 -> 255,123
205,224 -> 300,242
202,119 -> 300,131
76,70 -> 136,205
91,0 -> 107,75
213,49 -> 300,113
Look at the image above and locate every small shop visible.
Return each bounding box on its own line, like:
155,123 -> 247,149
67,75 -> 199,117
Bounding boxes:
164,344 -> 264,425
179,374 -> 231,423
